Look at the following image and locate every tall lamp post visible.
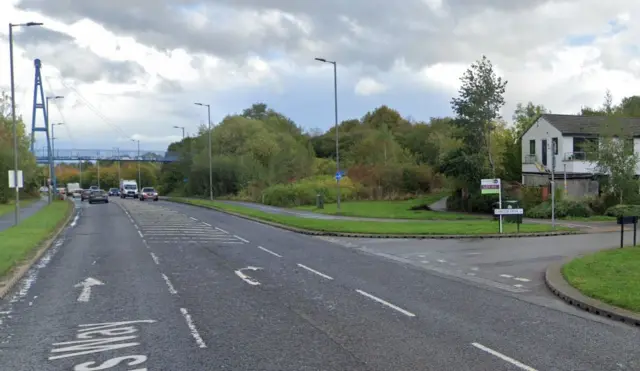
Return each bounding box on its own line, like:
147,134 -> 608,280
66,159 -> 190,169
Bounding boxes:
173,125 -> 186,138
113,147 -> 121,183
194,103 -> 213,201
46,96 -> 63,202
131,139 -> 141,189
9,21 -> 43,224
51,122 -> 63,199
314,57 -> 341,210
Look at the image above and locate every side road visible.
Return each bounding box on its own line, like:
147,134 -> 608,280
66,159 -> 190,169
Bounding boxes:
0,197 -> 48,233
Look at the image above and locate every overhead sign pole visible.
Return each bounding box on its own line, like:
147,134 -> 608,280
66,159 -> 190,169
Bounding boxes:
481,178 -> 502,233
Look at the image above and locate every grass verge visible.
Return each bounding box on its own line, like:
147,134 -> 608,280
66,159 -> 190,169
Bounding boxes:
563,248 -> 640,313
295,193 -> 483,221
170,197 -> 572,236
0,200 -> 72,278
0,198 -> 39,218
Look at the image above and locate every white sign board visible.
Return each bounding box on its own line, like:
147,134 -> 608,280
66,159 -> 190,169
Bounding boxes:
494,208 -> 524,215
8,170 -> 23,189
480,178 -> 501,195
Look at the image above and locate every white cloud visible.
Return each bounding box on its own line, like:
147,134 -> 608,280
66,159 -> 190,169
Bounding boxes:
354,77 -> 387,96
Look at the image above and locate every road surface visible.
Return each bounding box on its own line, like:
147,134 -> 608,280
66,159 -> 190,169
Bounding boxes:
1,197 -> 639,370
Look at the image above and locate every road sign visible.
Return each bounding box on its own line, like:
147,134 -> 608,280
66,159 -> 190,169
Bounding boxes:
8,170 -> 23,189
481,178 -> 500,195
335,171 -> 344,180
494,208 -> 524,215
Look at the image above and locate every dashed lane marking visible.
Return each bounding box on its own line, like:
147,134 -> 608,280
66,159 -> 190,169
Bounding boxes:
257,246 -> 282,258
355,289 -> 415,317
297,264 -> 333,280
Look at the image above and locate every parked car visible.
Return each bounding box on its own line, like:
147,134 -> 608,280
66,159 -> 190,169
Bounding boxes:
108,188 -> 120,196
80,189 -> 92,202
139,187 -> 159,201
89,190 -> 109,204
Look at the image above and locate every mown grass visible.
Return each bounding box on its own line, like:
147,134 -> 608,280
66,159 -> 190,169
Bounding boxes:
0,200 -> 72,278
563,247 -> 640,312
295,193 -> 484,221
170,197 -> 571,236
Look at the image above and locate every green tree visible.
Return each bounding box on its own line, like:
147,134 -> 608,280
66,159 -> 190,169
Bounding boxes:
512,102 -> 548,137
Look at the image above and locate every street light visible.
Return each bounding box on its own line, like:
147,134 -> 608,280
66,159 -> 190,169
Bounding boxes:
194,102 -> 213,201
173,125 -> 186,138
47,96 -> 64,202
113,147 -> 121,183
314,57 -> 341,210
131,139 -> 141,190
9,21 -> 43,224
51,122 -> 63,198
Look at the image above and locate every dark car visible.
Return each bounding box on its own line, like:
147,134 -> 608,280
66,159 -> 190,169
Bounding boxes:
108,188 -> 120,196
80,189 -> 92,202
139,187 -> 159,201
89,190 -> 109,204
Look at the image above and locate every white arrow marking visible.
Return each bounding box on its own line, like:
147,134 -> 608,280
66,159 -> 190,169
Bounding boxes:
234,266 -> 262,286
75,277 -> 104,302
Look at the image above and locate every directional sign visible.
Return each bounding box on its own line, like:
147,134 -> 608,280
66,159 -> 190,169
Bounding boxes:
494,208 -> 524,215
335,170 -> 345,180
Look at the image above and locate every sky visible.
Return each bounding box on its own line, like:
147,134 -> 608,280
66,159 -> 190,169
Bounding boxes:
1,0 -> 640,153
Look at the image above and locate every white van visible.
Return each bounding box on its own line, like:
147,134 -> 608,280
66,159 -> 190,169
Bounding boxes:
120,179 -> 138,198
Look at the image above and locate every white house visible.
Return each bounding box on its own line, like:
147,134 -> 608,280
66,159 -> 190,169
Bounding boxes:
521,114 -> 640,197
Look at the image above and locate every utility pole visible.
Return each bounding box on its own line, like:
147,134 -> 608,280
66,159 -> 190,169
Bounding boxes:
115,147 -> 121,183
194,103 -> 213,201
79,161 -> 83,188
97,158 -> 101,189
131,139 -> 141,188
549,134 -> 556,230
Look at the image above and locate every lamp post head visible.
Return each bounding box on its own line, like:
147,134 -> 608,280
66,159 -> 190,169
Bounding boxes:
26,22 -> 43,27
194,102 -> 202,106
315,57 -> 327,62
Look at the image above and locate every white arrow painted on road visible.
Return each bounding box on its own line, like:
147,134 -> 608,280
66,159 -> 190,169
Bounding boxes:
74,277 -> 104,302
234,266 -> 262,286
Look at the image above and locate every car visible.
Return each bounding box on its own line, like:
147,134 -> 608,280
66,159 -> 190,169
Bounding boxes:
139,187 -> 159,201
80,189 -> 92,202
72,189 -> 83,198
89,186 -> 99,191
108,188 -> 120,196
88,190 -> 109,204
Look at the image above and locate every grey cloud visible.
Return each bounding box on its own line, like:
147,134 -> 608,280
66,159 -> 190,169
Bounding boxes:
14,0 -> 577,72
12,27 -> 147,84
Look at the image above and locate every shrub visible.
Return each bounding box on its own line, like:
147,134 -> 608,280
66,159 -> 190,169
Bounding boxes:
526,200 -> 593,219
604,204 -> 640,218
261,175 -> 361,207
446,191 -> 497,213
520,186 -> 543,209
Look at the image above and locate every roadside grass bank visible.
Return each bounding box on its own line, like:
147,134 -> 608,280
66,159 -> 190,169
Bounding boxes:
0,200 -> 72,279
295,193 -> 483,221
563,248 -> 640,313
0,198 -> 39,217
169,197 -> 573,236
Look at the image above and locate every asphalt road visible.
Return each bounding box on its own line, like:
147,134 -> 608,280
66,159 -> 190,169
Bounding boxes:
1,197 -> 639,370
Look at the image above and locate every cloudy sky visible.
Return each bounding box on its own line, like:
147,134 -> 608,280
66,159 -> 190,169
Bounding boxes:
1,0 -> 639,155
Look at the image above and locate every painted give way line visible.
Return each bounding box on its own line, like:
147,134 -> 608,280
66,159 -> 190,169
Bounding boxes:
472,342 -> 537,371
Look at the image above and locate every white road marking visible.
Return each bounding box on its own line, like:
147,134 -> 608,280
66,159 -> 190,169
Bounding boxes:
355,289 -> 415,317
420,260 -> 430,264
437,259 -> 447,263
234,266 -> 262,286
137,230 -> 144,238
514,284 -> 524,288
470,267 -> 479,271
466,272 -> 476,276
134,224 -> 139,230
180,308 -> 207,349
233,235 -> 250,243
297,264 -> 333,280
215,227 -> 229,234
150,253 -> 160,265
202,222 -> 211,226
471,342 -> 538,371
74,278 -> 104,303
91,260 -> 96,265
161,274 -> 177,294
189,217 -> 198,221
70,214 -> 79,227
257,246 -> 282,257
514,277 -> 530,282
500,274 -> 513,278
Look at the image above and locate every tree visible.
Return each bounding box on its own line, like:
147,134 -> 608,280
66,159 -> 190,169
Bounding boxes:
447,55 -> 508,181
512,102 -> 548,137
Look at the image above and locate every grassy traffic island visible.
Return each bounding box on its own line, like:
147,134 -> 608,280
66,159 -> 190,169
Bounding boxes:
0,200 -> 73,280
169,198 -> 574,236
563,248 -> 640,313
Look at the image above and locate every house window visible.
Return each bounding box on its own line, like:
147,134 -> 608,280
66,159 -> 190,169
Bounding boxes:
552,138 -> 558,155
529,140 -> 535,155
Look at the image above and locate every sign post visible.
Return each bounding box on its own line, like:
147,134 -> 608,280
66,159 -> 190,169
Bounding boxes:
481,178 -> 502,233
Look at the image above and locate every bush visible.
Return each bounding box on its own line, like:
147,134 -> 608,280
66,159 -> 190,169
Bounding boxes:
604,204 -> 640,218
520,186 -> 543,209
261,175 -> 361,207
526,200 -> 593,219
446,190 -> 497,213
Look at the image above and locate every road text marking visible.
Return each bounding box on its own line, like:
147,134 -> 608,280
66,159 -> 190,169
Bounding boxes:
161,273 -> 178,294
355,289 -> 415,317
234,266 -> 262,286
180,308 -> 207,349
233,235 -> 250,243
257,246 -> 282,257
297,264 -> 333,280
471,342 -> 537,371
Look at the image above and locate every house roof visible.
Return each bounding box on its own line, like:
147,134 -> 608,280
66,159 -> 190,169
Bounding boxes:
541,114 -> 640,136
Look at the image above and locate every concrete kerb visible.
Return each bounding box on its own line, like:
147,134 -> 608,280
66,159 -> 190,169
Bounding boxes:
545,256 -> 640,327
0,200 -> 76,299
165,198 -> 581,239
